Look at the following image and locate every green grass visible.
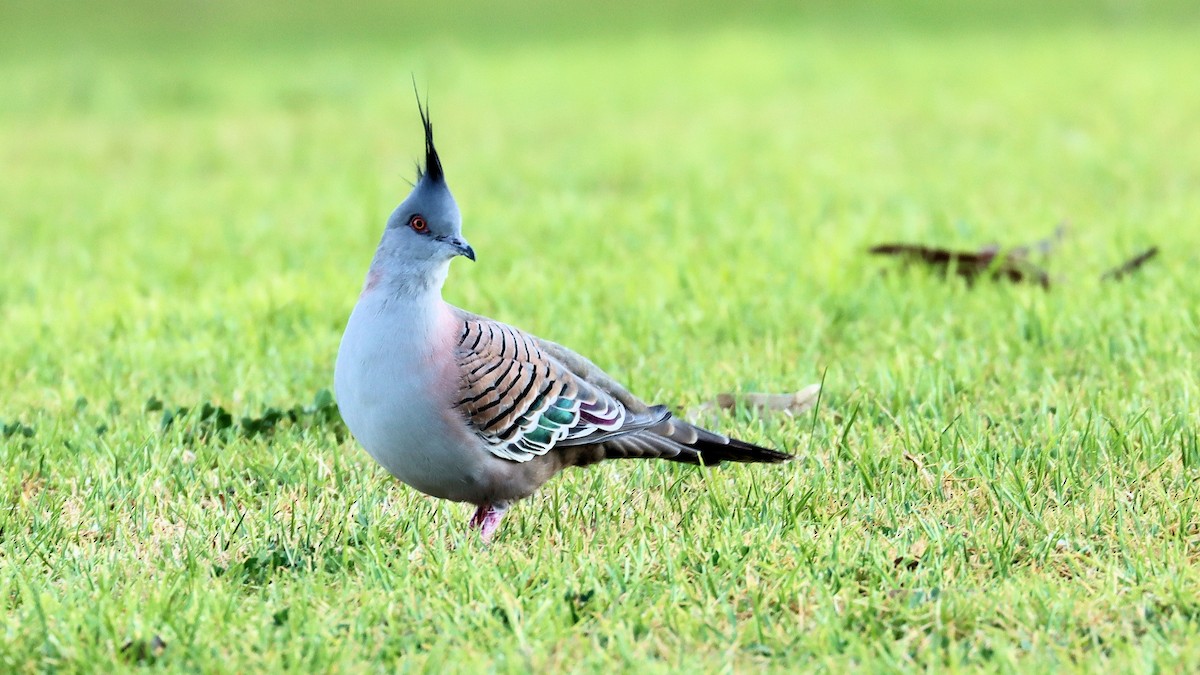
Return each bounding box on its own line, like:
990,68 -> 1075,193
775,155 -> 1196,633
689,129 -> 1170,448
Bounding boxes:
3,0 -> 1200,671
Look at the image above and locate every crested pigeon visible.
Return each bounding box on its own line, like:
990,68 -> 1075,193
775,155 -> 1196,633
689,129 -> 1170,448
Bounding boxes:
334,98 -> 792,542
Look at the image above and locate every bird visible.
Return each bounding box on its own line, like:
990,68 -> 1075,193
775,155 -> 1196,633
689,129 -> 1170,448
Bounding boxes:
334,96 -> 792,542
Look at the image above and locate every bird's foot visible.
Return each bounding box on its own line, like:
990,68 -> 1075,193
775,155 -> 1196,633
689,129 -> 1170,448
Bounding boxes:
468,503 -> 508,543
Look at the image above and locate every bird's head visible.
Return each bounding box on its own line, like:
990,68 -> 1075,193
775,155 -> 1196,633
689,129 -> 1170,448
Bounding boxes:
380,93 -> 475,267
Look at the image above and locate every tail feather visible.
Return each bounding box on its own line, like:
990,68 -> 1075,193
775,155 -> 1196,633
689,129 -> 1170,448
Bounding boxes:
661,417 -> 793,465
686,432 -> 793,465
597,411 -> 792,466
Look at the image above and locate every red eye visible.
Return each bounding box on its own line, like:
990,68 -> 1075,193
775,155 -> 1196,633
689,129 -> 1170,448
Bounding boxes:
409,215 -> 429,233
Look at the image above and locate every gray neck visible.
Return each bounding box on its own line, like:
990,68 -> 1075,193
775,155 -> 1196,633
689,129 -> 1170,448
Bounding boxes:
367,247 -> 451,303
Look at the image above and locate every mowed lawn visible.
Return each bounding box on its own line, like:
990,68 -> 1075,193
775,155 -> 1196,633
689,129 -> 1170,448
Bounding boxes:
3,1 -> 1200,671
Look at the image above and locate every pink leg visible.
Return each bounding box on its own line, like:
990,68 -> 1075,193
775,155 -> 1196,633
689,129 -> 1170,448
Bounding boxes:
468,503 -> 508,543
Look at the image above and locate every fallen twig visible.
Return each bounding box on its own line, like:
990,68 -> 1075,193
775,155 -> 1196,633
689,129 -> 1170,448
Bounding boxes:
1100,247 -> 1159,281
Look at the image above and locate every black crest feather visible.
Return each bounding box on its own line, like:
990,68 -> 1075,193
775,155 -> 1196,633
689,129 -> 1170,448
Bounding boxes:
412,80 -> 443,182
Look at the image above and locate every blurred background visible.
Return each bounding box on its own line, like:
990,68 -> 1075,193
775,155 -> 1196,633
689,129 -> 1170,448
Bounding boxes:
2,0 -> 1198,414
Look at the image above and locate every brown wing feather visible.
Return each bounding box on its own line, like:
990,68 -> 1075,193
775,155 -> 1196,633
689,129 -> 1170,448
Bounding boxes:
453,316 -> 666,462
452,311 -> 792,466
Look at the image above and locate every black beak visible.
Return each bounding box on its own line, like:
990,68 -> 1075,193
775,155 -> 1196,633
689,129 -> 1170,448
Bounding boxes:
436,234 -> 476,261
454,238 -> 476,262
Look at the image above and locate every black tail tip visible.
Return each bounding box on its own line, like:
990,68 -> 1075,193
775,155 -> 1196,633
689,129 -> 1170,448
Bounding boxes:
701,437 -> 793,465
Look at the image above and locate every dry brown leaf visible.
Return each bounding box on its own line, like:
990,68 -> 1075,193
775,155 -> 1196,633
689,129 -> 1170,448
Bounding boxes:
893,537 -> 929,570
